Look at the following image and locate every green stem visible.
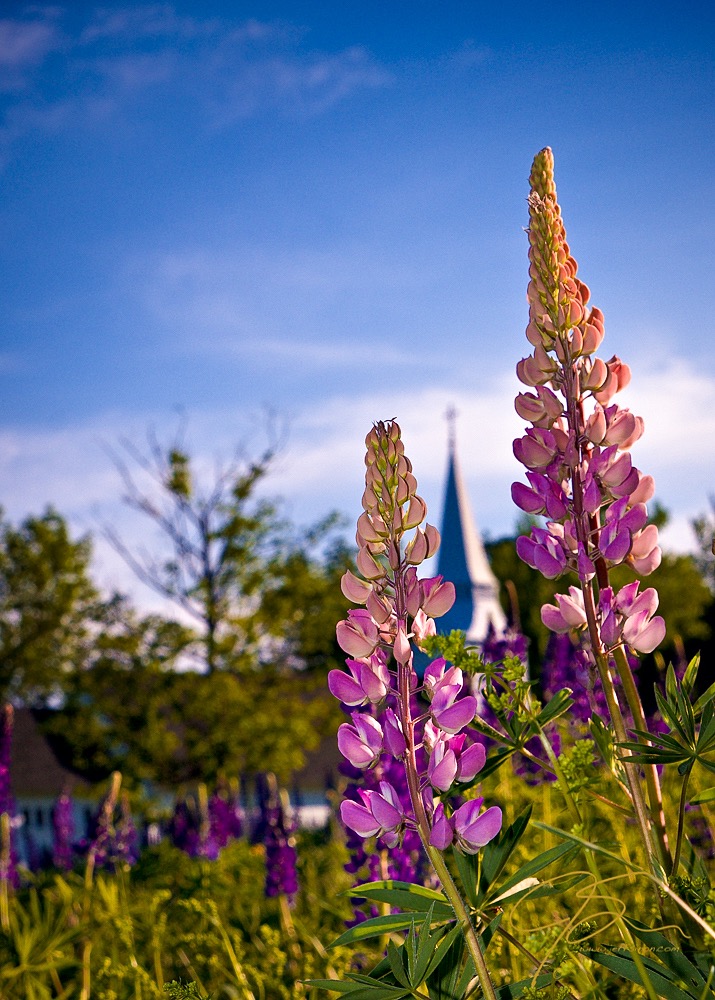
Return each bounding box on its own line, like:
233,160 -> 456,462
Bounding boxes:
534,725 -> 660,1000
397,652 -> 498,1000
671,766 -> 692,878
611,643 -> 671,872
425,843 -> 498,1000
581,585 -> 662,879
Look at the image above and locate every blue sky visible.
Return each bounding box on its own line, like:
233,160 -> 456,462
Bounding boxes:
1,2 -> 714,606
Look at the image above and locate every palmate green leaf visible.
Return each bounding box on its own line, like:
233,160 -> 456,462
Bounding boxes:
655,686 -> 690,742
350,880 -> 453,917
691,786 -> 715,805
451,844 -> 480,907
534,687 -> 573,727
624,917 -> 708,993
494,973 -> 558,999
694,678 -> 715,716
490,872 -> 588,909
386,940 -> 411,989
476,806 -> 532,906
474,746 -> 516,781
491,840 -> 578,898
480,912 -> 503,953
590,713 -> 616,767
331,912 -> 430,947
306,981 -> 412,1000
682,653 -> 702,699
584,947 -> 704,1000
408,905 -> 453,985
426,932 -> 471,1000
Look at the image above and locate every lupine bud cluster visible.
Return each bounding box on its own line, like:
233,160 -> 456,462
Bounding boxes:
333,421 -> 501,858
513,148 -> 665,657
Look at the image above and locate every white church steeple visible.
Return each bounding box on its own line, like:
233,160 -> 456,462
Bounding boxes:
436,409 -> 507,645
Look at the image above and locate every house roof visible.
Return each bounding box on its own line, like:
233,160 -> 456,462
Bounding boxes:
10,708 -> 91,799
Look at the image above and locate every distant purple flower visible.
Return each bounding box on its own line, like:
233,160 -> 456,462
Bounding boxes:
88,774 -> 138,871
169,797 -> 196,854
481,625 -> 529,665
259,775 -> 299,904
0,706 -> 19,887
52,792 -> 75,871
209,788 -> 243,848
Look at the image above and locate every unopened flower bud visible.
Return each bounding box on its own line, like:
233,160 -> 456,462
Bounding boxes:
405,528 -> 428,565
403,495 -> 427,529
356,545 -> 385,581
340,570 -> 371,604
367,589 -> 393,625
394,626 -> 412,665
424,524 -> 441,558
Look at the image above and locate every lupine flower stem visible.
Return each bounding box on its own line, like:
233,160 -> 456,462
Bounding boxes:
535,718 -> 662,998
514,147 -> 671,886
0,813 -> 9,933
427,842 -> 498,1000
396,653 -> 497,1000
334,420 -> 502,1000
611,642 -> 670,868
581,585 -> 663,873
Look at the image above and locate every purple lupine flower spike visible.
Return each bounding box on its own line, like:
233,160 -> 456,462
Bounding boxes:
261,774 -> 298,905
0,706 -> 19,888
52,790 -> 75,871
196,783 -> 219,860
88,772 -> 137,871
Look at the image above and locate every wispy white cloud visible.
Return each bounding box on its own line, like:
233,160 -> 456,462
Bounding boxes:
78,5 -> 218,45
0,355 -> 710,609
0,9 -> 63,94
133,243 -> 429,368
0,5 -> 389,159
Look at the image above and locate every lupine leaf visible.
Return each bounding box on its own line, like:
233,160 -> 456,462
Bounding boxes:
476,806 -> 532,905
624,917 -> 707,991
331,912 -> 427,947
333,987 -> 412,1000
405,917 -> 419,983
386,940 -> 411,989
683,654 -> 701,699
306,978 -> 412,997
426,932 -> 469,1000
694,679 -> 715,715
590,713 -> 616,767
494,973 -> 558,999
494,840 -> 578,895
351,880 -> 453,916
490,872 -> 587,908
479,912 -> 502,953
451,845 -> 480,907
584,948 -> 702,1000
535,688 -> 573,727
413,906 -> 449,985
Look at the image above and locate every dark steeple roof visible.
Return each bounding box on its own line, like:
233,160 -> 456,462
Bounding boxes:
436,420 -> 506,644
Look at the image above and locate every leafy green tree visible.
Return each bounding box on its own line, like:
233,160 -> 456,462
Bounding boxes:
40,599 -> 194,783
0,508 -> 104,705
96,431 -> 348,782
692,496 -> 715,590
46,599 -> 338,785
108,433 -> 294,674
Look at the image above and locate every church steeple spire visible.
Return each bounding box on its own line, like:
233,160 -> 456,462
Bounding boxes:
436,409 -> 506,644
